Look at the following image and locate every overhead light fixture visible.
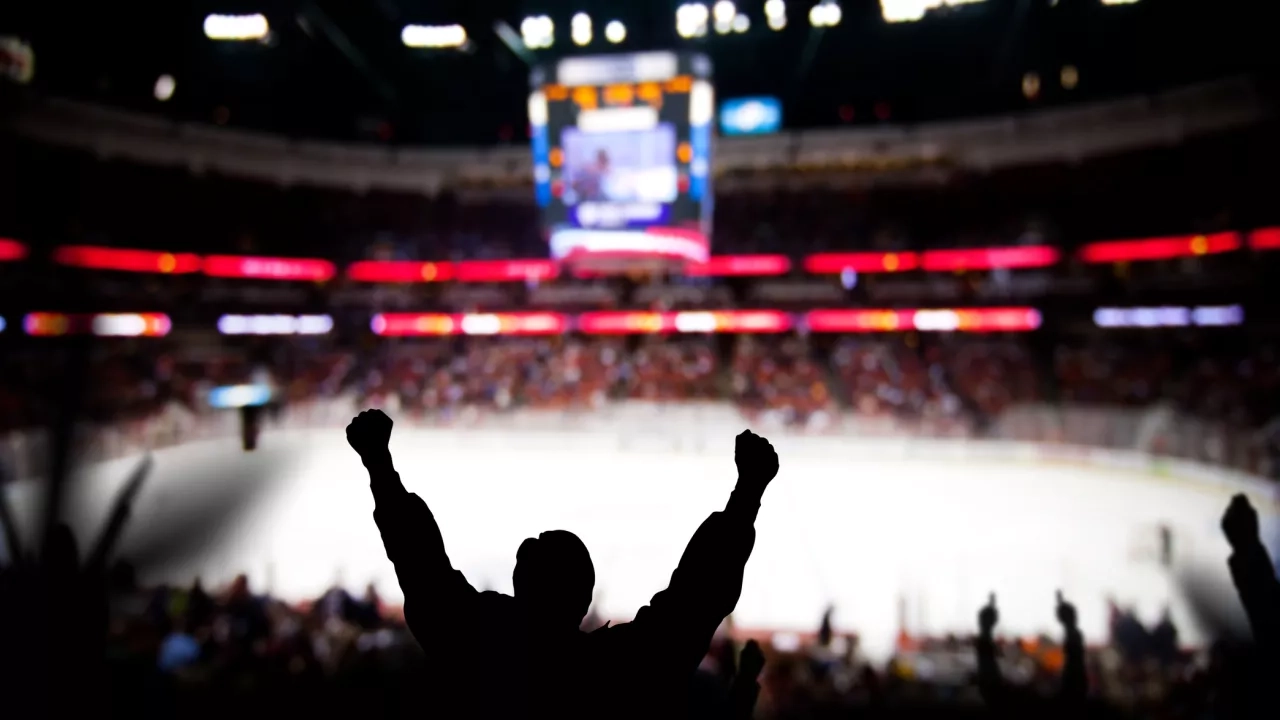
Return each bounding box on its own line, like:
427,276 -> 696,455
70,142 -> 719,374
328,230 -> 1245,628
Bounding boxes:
401,24 -> 468,49
571,12 -> 592,46
880,0 -> 986,24
765,0 -> 787,29
809,2 -> 842,27
154,74 -> 176,101
733,14 -> 751,32
676,3 -> 710,38
605,20 -> 627,43
521,15 -> 555,49
1060,64 -> 1079,90
203,13 -> 270,41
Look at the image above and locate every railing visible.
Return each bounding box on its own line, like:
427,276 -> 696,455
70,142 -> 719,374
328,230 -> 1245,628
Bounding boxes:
2,397 -> 1274,496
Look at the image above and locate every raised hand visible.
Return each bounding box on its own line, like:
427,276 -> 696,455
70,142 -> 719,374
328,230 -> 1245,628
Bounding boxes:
978,592 -> 998,634
347,409 -> 394,465
1221,493 -> 1260,550
1055,590 -> 1078,630
734,430 -> 779,490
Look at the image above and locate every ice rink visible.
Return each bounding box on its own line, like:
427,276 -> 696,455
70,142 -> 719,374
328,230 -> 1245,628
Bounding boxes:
4,426 -> 1275,661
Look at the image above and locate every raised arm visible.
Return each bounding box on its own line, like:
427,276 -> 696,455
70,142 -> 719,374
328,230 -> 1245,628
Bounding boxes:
347,411 -> 478,641
631,430 -> 779,670
1222,494 -> 1280,651
975,593 -> 1008,708
1055,591 -> 1088,706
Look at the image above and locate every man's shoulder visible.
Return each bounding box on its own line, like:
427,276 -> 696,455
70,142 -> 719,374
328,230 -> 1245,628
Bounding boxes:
478,589 -> 515,607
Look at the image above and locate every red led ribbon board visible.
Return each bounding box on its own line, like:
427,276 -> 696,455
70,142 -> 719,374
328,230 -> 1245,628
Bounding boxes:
370,312 -> 569,337
576,310 -> 792,335
53,246 -> 202,274
0,238 -> 28,262
804,307 -> 1041,333
203,255 -> 336,282
1079,232 -> 1242,263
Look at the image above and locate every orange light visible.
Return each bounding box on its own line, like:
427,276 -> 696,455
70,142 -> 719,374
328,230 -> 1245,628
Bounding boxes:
632,313 -> 663,333
549,147 -> 564,168
1190,235 -> 1209,255
421,263 -> 438,281
884,254 -> 901,272
637,82 -> 661,101
664,76 -> 692,93
545,84 -> 569,101
572,86 -> 598,109
604,84 -> 635,106
677,142 -> 693,164
158,253 -> 177,273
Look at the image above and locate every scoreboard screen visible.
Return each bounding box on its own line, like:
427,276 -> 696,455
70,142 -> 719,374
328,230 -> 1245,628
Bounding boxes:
530,52 -> 714,271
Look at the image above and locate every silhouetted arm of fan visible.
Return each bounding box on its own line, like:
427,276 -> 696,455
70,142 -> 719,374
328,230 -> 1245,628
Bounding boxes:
85,453 -> 153,573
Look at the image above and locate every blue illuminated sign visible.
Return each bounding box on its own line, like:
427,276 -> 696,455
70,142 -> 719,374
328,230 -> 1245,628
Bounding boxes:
719,97 -> 782,136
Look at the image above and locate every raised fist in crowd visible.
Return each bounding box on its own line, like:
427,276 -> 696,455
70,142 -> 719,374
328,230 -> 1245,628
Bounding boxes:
1055,590 -> 1078,631
978,593 -> 999,634
1221,493 -> 1260,550
347,409 -> 393,464
735,430 -> 779,489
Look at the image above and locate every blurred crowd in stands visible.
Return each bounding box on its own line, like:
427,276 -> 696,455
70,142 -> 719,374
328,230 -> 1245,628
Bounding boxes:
2,332 -> 1279,477
84,558 -> 1246,720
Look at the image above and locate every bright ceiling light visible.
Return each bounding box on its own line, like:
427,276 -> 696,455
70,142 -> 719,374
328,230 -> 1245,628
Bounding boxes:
154,74 -> 176,101
605,20 -> 627,43
733,14 -> 751,32
809,2 -> 842,27
714,1 -> 738,22
400,24 -> 468,49
203,13 -> 269,41
880,0 -> 985,24
676,3 -> 710,38
521,15 -> 555,49
571,13 -> 592,46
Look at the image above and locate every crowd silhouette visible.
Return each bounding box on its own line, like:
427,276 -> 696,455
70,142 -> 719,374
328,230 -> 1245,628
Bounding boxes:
2,396 -> 1280,719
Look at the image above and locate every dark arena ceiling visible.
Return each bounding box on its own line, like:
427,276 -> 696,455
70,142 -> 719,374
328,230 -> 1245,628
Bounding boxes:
1,0 -> 1272,146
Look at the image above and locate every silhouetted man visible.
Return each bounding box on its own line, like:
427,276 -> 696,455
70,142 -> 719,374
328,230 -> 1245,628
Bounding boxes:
346,409 -> 779,719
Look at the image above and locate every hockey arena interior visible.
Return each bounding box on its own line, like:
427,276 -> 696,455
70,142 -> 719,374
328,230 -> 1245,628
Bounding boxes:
2,1 -> 1279,718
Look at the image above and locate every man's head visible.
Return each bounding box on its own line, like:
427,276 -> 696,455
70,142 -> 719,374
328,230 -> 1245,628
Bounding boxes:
513,530 -> 594,631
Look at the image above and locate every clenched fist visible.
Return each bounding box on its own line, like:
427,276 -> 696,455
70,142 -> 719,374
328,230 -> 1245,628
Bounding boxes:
1222,493 -> 1260,550
978,593 -> 998,634
347,409 -> 393,464
1055,590 -> 1077,630
735,430 -> 779,489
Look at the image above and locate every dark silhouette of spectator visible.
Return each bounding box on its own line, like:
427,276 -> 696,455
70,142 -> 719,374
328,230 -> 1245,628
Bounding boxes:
976,591 -> 1087,717
1151,605 -> 1180,664
345,408 -> 779,719
728,639 -> 765,720
1221,494 -> 1280,654
1214,493 -> 1280,720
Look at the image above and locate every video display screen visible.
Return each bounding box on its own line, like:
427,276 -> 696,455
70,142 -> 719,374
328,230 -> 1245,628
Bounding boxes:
530,52 -> 714,268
